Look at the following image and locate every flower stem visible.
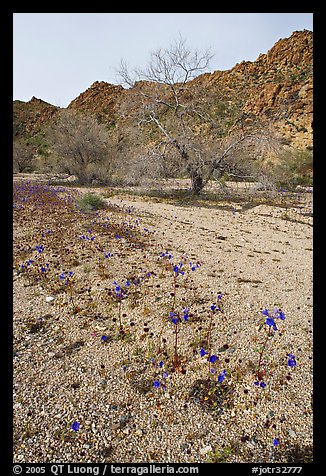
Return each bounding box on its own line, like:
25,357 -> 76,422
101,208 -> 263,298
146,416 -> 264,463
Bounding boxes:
118,298 -> 123,329
256,326 -> 272,379
173,320 -> 180,368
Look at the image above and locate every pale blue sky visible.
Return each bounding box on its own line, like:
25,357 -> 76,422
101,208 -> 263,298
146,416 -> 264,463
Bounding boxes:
13,13 -> 313,108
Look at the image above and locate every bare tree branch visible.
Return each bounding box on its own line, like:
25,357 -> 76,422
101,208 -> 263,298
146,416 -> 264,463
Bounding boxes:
116,37 -> 280,195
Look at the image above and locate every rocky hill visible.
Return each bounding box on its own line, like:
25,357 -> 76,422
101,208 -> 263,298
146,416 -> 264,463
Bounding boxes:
13,97 -> 60,138
13,30 -> 313,154
189,29 -> 312,149
67,82 -> 124,126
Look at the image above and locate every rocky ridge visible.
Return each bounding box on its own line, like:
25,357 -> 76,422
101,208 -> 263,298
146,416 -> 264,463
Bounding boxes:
13,30 -> 313,151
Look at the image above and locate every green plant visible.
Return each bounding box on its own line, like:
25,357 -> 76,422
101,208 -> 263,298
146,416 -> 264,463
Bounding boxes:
75,192 -> 107,211
273,149 -> 313,189
207,445 -> 233,463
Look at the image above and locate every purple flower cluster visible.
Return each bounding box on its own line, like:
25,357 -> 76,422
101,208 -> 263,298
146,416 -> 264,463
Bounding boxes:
40,263 -> 49,273
189,261 -> 202,272
59,271 -> 74,285
80,229 -> 95,241
113,280 -> 131,299
199,349 -> 227,383
169,307 -> 189,325
160,251 -> 173,259
262,307 -> 286,331
20,258 -> 34,270
210,293 -> 223,312
254,380 -> 267,388
173,263 -> 185,276
152,359 -> 169,390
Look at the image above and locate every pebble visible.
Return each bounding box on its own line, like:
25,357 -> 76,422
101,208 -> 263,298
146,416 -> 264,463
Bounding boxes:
199,445 -> 212,455
45,296 -> 54,303
288,429 -> 297,438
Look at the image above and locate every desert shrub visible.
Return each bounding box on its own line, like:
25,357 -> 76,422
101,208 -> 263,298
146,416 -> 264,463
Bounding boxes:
47,110 -> 114,184
13,139 -> 35,173
75,192 -> 106,211
272,149 -> 313,189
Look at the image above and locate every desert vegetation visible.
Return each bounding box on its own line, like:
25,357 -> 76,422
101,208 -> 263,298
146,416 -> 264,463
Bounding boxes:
13,36 -> 313,193
13,176 -> 313,463
13,34 -> 313,464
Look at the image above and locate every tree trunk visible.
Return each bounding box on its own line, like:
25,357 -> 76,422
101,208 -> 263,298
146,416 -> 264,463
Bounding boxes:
191,173 -> 204,196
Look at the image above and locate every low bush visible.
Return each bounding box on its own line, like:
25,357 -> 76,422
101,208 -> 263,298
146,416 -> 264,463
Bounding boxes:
75,192 -> 107,211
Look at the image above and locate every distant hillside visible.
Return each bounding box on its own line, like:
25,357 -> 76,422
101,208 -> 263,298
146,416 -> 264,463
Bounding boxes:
13,97 -> 60,138
13,30 -> 313,157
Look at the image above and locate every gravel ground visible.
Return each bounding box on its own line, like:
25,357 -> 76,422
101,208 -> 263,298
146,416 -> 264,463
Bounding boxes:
13,179 -> 313,464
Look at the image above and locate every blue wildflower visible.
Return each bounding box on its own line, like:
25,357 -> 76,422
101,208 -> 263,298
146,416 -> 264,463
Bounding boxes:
274,308 -> 286,320
199,348 -> 208,357
162,371 -> 169,379
273,438 -> 280,447
208,354 -> 218,363
210,304 -> 217,311
182,308 -> 189,321
218,369 -> 227,383
159,361 -> 164,368
287,354 -> 297,367
217,293 -> 223,300
171,317 -> 179,325
153,380 -> 161,388
190,262 -> 201,271
265,317 -> 277,331
101,335 -> 107,341
161,251 -> 173,259
260,381 -> 267,388
71,421 -> 80,431
262,309 -> 269,316
173,263 -> 184,275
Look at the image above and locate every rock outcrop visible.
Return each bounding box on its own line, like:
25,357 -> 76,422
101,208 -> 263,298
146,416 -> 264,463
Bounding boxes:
67,81 -> 124,125
13,97 -> 60,138
13,30 -> 313,153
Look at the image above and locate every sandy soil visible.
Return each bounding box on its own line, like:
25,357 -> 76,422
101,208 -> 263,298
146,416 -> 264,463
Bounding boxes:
13,178 -> 313,464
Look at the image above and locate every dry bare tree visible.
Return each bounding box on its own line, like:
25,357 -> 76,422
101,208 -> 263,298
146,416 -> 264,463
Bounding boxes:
118,37 -> 278,195
13,139 -> 35,173
47,110 -> 113,184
